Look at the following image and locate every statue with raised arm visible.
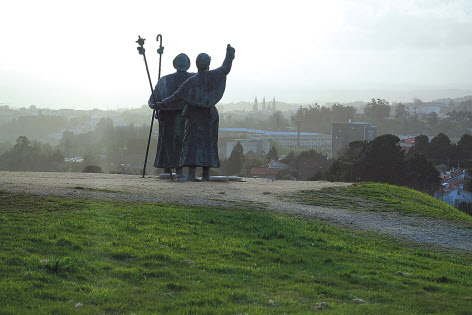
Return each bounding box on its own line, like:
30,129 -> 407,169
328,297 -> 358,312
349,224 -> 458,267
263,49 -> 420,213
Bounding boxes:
149,53 -> 194,177
156,44 -> 235,181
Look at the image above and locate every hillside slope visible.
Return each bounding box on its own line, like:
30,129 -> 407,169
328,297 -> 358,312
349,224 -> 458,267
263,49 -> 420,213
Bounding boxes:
1,191 -> 471,313
0,171 -> 471,253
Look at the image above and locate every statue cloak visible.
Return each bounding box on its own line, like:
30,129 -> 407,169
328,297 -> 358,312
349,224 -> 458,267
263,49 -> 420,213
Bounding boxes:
148,71 -> 194,169
172,53 -> 233,168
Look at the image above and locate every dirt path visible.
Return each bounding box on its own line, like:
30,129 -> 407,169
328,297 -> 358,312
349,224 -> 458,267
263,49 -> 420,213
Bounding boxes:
1,171 -> 471,254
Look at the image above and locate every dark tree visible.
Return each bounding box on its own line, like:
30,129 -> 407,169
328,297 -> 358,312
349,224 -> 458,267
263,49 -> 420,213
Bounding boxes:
83,165 -> 103,173
272,111 -> 283,130
83,151 -> 101,168
360,134 -> 406,185
394,103 -> 409,120
291,103 -> 356,134
227,141 -> 245,175
292,107 -> 306,148
413,98 -> 423,109
0,136 -> 64,172
331,104 -> 356,122
407,134 -> 430,158
427,112 -> 439,129
243,150 -> 264,176
280,149 -> 332,180
265,146 -> 279,163
13,136 -> 31,152
457,134 -> 472,161
430,133 -> 453,165
95,117 -> 114,134
323,141 -> 367,182
95,117 -> 115,154
59,130 -> 74,157
294,150 -> 331,180
281,151 -> 296,166
364,98 -> 391,123
322,133 -> 444,194
406,153 -> 441,194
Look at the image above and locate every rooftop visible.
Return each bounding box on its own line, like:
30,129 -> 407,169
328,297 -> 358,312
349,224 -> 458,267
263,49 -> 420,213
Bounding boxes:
220,128 -> 325,136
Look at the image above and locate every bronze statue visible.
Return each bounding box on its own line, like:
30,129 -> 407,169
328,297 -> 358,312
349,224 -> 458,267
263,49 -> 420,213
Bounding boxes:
148,53 -> 194,177
155,44 -> 235,181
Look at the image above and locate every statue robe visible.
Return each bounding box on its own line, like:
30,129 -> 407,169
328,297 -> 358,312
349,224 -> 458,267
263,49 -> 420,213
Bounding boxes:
148,71 -> 194,169
171,53 -> 233,168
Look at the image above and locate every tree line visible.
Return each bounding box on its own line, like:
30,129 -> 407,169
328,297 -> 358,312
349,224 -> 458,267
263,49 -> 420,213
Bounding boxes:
407,133 -> 472,168
0,118 -> 155,174
223,130 -> 472,197
59,118 -> 154,174
318,134 -> 440,194
223,142 -> 332,181
318,132 -> 472,195
292,97 -> 472,138
2,113 -> 472,198
0,136 -> 65,172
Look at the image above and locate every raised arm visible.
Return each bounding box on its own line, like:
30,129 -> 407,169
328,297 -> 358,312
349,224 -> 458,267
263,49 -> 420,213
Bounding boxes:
220,44 -> 235,75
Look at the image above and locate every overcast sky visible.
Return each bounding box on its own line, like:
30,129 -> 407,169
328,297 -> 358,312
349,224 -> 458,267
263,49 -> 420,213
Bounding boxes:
1,0 -> 471,109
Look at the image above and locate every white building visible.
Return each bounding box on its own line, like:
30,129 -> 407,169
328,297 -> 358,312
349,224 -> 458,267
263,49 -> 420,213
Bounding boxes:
437,189 -> 472,207
221,128 -> 331,158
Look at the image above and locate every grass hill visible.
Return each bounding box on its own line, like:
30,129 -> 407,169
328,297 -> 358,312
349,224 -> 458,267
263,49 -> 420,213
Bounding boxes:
1,183 -> 471,314
291,182 -> 472,224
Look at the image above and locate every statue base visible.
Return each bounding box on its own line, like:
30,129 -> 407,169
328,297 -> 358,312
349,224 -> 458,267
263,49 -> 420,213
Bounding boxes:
159,173 -> 177,179
209,176 -> 229,182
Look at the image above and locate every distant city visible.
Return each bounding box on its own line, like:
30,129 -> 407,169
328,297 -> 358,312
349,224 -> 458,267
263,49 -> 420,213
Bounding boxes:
2,94 -> 472,210
1,94 -> 471,156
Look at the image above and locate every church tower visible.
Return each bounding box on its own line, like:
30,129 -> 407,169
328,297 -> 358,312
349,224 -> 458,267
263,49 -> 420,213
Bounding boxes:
272,97 -> 276,111
253,97 -> 258,111
262,97 -> 266,111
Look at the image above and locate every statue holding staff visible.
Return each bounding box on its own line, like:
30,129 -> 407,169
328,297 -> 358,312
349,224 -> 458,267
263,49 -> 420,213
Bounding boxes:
148,53 -> 194,177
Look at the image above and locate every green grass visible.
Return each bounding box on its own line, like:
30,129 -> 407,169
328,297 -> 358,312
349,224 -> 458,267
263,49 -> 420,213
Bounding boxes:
290,182 -> 472,224
1,190 -> 471,314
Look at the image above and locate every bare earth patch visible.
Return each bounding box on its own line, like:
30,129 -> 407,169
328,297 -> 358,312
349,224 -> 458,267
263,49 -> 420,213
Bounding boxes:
1,171 -> 471,254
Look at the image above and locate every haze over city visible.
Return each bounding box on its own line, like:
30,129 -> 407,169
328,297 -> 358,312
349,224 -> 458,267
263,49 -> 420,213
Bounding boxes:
1,0 -> 471,109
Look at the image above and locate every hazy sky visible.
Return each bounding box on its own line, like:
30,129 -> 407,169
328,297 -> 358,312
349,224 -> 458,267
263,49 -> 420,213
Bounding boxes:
1,0 -> 471,109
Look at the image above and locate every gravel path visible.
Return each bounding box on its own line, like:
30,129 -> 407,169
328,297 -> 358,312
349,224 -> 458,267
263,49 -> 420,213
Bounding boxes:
1,171 -> 471,254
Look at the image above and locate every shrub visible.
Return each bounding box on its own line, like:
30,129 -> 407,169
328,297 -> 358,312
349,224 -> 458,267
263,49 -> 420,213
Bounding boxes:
82,165 -> 103,173
282,174 -> 292,180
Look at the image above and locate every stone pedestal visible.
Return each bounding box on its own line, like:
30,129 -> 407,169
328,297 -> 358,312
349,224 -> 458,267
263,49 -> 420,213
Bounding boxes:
159,173 -> 177,179
209,176 -> 229,182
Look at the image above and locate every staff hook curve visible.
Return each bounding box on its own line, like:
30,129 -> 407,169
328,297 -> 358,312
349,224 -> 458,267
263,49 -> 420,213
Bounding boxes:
156,34 -> 164,55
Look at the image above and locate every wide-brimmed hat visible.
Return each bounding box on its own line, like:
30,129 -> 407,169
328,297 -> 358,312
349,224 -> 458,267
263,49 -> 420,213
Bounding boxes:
173,53 -> 190,71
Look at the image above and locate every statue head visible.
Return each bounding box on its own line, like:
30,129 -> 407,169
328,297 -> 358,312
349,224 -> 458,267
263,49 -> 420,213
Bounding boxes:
173,53 -> 190,72
196,53 -> 211,72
